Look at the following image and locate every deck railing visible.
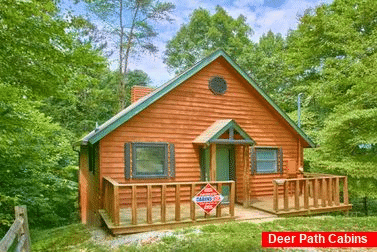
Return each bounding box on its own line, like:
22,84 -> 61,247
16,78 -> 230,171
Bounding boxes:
102,177 -> 235,227
272,175 -> 349,212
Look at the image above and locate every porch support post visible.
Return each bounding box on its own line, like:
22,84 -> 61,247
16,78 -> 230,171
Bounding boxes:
243,145 -> 250,207
210,144 -> 217,181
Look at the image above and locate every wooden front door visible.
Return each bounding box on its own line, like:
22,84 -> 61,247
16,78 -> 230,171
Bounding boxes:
216,145 -> 235,202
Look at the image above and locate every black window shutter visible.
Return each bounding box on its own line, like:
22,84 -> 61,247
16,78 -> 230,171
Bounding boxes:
250,146 -> 257,175
277,147 -> 283,174
88,144 -> 96,173
94,144 -> 99,173
88,145 -> 92,172
169,144 -> 175,178
124,143 -> 131,179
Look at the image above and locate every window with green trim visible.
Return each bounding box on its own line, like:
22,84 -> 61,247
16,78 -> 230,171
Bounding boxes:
124,142 -> 175,179
256,148 -> 277,173
250,147 -> 283,175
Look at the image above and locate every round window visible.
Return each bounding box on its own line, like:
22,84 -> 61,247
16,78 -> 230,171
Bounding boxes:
208,76 -> 227,95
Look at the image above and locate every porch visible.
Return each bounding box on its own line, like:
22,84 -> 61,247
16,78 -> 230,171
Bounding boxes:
100,177 -> 240,235
99,173 -> 351,235
251,173 -> 352,216
100,177 -> 279,235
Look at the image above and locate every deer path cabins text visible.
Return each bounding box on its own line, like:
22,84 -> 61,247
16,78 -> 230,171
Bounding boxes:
77,49 -> 316,227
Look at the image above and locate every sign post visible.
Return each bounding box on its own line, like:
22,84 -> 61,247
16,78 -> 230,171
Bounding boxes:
192,183 -> 224,214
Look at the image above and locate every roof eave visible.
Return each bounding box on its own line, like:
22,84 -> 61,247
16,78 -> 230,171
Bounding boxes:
84,49 -> 227,145
81,49 -> 315,148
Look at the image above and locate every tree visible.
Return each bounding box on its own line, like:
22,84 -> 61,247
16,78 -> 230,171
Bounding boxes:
240,31 -> 297,112
285,0 -> 377,199
0,82 -> 77,235
126,69 -> 151,87
164,6 -> 254,74
0,0 -> 112,234
122,69 -> 151,106
86,0 -> 175,110
0,0 -> 71,98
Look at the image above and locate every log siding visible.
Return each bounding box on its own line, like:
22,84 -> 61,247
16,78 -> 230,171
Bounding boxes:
99,58 -> 301,207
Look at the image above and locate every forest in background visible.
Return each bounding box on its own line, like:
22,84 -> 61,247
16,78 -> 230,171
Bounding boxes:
1,0 -> 376,235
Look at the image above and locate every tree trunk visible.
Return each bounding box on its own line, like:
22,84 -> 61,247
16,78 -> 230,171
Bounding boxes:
118,2 -> 140,111
118,0 -> 125,111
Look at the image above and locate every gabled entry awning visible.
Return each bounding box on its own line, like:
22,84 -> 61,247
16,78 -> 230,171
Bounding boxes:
193,119 -> 255,145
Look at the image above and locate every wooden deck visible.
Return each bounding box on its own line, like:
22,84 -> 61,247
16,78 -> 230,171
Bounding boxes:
100,174 -> 352,234
99,203 -> 276,235
251,195 -> 352,217
101,178 -> 240,235
251,174 -> 352,216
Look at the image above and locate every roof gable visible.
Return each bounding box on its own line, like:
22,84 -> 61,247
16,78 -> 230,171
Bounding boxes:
81,49 -> 315,148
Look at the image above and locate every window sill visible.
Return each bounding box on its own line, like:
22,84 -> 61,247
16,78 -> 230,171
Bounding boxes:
253,172 -> 280,175
131,174 -> 170,179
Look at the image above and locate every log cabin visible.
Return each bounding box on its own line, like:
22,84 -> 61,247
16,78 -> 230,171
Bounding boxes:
77,49 -> 351,234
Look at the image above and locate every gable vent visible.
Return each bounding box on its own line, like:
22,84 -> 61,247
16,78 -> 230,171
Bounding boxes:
209,76 -> 227,95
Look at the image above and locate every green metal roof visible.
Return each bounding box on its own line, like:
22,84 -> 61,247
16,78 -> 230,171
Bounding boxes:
193,119 -> 255,145
80,49 -> 315,148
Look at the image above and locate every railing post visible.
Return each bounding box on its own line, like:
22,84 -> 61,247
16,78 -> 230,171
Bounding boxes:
284,181 -> 289,211
132,185 -> 137,225
161,185 -> 166,223
304,179 -> 309,209
334,177 -> 340,206
190,183 -> 196,221
328,178 -> 333,206
321,178 -> 327,207
216,183 -> 222,217
15,206 -> 30,252
113,183 -> 120,226
147,185 -> 152,224
295,180 -> 300,210
230,181 -> 235,217
273,181 -> 279,212
175,184 -> 180,221
104,180 -> 109,213
343,177 -> 349,205
313,179 -> 319,208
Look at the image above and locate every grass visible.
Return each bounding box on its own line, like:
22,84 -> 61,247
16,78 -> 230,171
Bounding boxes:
31,223 -> 92,251
30,216 -> 377,251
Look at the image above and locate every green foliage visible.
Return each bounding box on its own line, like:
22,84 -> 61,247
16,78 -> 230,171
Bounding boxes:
0,0 -> 114,234
164,6 -> 254,74
241,31 -> 297,111
0,0 -> 62,97
41,70 -> 118,138
287,0 -> 377,198
0,83 -> 78,233
126,69 -> 151,87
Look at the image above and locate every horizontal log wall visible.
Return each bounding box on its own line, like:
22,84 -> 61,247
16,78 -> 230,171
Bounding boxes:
100,57 -> 304,205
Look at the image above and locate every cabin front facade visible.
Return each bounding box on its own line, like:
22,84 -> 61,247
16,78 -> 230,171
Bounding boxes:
78,50 -> 351,234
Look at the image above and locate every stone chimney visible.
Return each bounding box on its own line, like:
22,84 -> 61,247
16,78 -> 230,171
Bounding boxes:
131,86 -> 154,103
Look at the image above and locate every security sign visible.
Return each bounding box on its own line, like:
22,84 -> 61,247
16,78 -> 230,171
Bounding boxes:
192,183 -> 224,214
